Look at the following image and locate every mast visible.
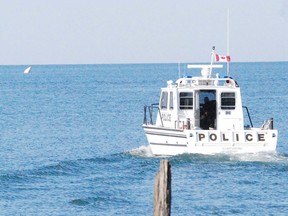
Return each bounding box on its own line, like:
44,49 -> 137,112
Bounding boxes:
227,8 -> 230,75
209,46 -> 215,78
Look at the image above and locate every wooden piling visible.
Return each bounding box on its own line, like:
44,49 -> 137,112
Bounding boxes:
153,160 -> 171,216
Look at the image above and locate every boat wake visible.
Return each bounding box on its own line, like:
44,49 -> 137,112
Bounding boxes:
170,151 -> 288,164
126,144 -> 288,162
127,145 -> 155,157
228,152 -> 288,163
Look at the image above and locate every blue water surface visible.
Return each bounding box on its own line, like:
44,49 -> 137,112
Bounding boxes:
0,62 -> 288,215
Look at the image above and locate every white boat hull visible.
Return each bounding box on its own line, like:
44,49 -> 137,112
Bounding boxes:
143,125 -> 278,156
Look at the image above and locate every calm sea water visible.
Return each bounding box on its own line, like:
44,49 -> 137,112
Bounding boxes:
0,62 -> 288,215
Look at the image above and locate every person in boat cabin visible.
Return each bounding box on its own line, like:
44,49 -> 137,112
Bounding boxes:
200,96 -> 216,129
201,97 -> 211,129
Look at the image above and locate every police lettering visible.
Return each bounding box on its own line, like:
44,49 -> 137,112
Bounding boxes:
222,133 -> 229,141
198,133 -> 205,141
235,133 -> 239,141
258,134 -> 265,141
209,133 -> 217,141
197,132 -> 265,142
246,134 -> 253,141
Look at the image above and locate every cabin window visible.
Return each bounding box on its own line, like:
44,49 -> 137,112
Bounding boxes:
221,92 -> 235,110
160,92 -> 168,109
180,92 -> 193,110
169,92 -> 174,110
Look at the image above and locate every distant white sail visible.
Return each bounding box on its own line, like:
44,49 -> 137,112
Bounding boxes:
24,66 -> 32,74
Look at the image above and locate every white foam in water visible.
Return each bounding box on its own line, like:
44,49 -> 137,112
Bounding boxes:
128,145 -> 154,157
127,147 -> 288,162
229,152 -> 288,163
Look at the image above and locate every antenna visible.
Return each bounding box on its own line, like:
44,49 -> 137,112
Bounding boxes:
178,61 -> 181,78
227,8 -> 230,75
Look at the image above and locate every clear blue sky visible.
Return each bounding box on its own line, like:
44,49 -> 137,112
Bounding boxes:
0,0 -> 287,65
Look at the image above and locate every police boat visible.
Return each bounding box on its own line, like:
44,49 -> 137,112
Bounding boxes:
143,54 -> 278,156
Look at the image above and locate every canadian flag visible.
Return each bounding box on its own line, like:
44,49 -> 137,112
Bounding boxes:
215,53 -> 231,62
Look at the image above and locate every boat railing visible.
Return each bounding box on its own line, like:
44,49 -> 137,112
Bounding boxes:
176,77 -> 239,88
143,103 -> 163,126
261,118 -> 274,130
242,106 -> 254,128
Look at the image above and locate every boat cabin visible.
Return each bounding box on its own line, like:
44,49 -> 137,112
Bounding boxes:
155,65 -> 244,131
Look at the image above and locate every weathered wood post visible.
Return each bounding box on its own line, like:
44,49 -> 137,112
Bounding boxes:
153,160 -> 171,216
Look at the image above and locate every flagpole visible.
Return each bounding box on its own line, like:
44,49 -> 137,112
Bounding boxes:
209,46 -> 215,78
227,8 -> 230,76
178,61 -> 181,78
